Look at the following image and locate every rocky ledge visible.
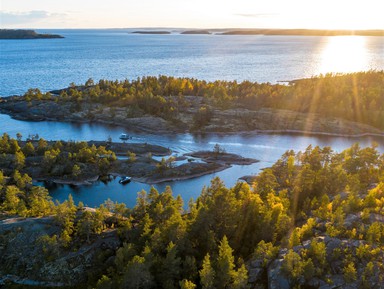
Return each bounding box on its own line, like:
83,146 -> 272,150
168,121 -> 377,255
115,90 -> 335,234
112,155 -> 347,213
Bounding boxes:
0,214 -> 121,287
185,151 -> 258,165
246,190 -> 384,289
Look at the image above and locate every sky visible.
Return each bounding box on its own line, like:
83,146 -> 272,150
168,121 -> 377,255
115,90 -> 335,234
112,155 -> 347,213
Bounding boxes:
1,0 -> 383,29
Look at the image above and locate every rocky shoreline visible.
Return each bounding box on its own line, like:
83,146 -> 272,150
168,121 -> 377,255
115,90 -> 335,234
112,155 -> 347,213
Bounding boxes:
1,139 -> 257,186
1,97 -> 383,137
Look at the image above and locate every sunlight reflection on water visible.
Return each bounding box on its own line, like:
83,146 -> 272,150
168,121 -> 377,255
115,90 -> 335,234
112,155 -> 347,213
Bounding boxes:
318,36 -> 368,74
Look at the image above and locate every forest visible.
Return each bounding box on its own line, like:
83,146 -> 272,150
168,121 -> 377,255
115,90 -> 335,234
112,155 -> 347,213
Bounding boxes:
1,136 -> 383,288
22,71 -> 384,130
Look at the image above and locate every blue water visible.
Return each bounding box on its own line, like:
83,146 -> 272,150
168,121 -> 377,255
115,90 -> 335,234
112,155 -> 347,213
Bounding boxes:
2,112 -> 383,208
1,30 -> 383,207
1,29 -> 383,96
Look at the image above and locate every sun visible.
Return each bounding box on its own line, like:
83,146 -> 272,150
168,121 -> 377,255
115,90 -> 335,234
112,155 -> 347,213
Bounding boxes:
318,36 -> 368,74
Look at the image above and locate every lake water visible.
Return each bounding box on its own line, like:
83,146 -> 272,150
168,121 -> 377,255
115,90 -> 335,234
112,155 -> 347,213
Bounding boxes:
0,30 -> 383,207
1,113 -> 383,208
0,29 -> 383,96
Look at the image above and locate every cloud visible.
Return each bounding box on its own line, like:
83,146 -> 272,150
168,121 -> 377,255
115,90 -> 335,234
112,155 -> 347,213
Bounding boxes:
0,10 -> 66,26
235,13 -> 278,18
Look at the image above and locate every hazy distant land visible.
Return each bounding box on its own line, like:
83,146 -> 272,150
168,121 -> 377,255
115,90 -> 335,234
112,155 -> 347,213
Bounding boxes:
181,30 -> 211,35
132,30 -> 171,34
131,28 -> 384,36
218,28 -> 384,36
0,29 -> 64,39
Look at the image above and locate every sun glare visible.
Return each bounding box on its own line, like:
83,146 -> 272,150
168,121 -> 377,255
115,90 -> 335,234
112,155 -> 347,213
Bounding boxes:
318,36 -> 368,74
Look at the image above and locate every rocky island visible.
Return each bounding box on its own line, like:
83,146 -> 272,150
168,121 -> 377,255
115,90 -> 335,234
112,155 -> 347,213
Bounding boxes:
0,136 -> 257,186
181,30 -> 211,34
0,72 -> 383,137
0,29 -> 64,39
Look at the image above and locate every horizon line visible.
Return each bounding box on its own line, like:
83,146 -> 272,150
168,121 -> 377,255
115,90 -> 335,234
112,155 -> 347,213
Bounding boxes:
2,27 -> 384,31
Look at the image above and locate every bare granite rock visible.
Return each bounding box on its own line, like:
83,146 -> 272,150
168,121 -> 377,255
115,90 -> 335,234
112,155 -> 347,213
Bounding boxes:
0,214 -> 121,287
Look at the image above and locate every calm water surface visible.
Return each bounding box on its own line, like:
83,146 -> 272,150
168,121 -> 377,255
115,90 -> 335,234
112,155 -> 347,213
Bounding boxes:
1,30 -> 383,96
1,113 -> 383,208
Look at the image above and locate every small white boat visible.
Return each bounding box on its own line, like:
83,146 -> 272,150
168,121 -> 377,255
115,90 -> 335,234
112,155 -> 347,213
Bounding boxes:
119,176 -> 131,184
119,133 -> 131,140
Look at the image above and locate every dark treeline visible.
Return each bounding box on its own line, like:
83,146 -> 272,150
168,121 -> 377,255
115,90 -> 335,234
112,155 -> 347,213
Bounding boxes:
0,29 -> 64,39
24,71 -> 384,129
1,142 -> 383,288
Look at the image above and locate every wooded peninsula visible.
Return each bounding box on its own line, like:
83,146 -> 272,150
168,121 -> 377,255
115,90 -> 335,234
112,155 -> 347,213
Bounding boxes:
0,71 -> 383,136
0,29 -> 64,39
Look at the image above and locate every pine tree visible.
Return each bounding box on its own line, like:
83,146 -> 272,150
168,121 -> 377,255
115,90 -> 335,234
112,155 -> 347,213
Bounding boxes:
231,264 -> 248,289
216,236 -> 235,288
121,255 -> 154,289
199,253 -> 215,289
160,242 -> 181,289
179,279 -> 196,289
14,150 -> 25,170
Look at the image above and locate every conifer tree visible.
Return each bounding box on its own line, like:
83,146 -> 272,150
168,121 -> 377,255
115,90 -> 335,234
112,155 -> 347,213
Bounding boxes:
216,236 -> 235,288
199,253 -> 215,289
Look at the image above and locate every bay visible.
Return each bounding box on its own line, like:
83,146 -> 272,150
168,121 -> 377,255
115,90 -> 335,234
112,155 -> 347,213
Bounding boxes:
1,113 -> 382,208
1,29 -> 383,96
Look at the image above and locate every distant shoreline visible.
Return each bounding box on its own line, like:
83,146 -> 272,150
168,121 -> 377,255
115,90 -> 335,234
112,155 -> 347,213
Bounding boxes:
128,28 -> 383,36
2,28 -> 382,37
217,29 -> 384,36
132,31 -> 171,34
0,29 -> 64,39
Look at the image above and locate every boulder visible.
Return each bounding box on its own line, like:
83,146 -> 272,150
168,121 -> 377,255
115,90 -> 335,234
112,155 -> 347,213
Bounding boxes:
267,259 -> 290,289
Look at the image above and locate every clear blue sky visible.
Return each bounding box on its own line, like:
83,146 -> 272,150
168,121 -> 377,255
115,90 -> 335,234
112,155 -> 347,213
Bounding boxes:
1,0 -> 383,29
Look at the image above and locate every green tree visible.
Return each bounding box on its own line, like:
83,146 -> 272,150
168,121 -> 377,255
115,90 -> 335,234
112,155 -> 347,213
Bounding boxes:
2,185 -> 24,214
22,142 -> 35,156
253,241 -> 279,268
343,262 -> 357,283
200,253 -> 215,289
160,242 -> 181,289
95,275 -> 114,289
14,150 -> 26,170
216,236 -> 235,288
76,210 -> 94,243
281,250 -> 303,286
72,164 -> 81,178
55,195 -> 77,246
37,138 -> 48,155
42,148 -> 60,173
28,186 -> 53,216
307,239 -> 326,268
13,170 -> 32,189
180,279 -> 196,289
121,255 -> 154,289
231,264 -> 248,289
366,222 -> 382,243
